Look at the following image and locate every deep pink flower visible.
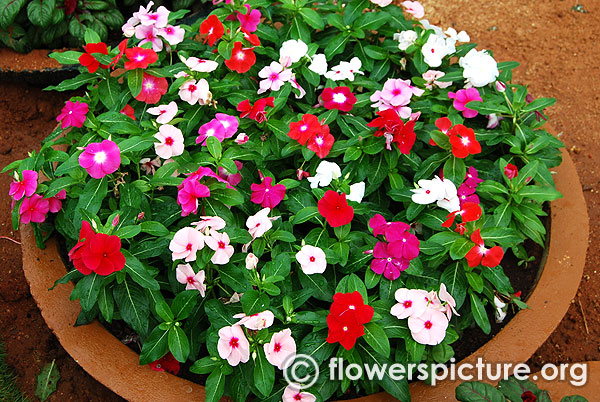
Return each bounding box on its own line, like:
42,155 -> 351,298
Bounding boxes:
250,176 -> 286,209
448,88 -> 482,118
135,73 -> 168,104
370,241 -> 409,280
368,214 -> 410,238
321,87 -> 357,112
19,194 -> 49,224
505,163 -> 518,179
9,170 -> 37,201
79,140 -> 121,179
196,119 -> 226,146
218,161 -> 243,186
387,227 -> 420,260
215,113 -> 239,138
457,184 -> 480,207
56,100 -> 88,129
236,5 -> 261,32
48,189 -> 67,213
464,166 -> 483,188
177,179 -> 210,216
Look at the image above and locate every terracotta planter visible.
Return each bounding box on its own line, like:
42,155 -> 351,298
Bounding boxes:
21,149 -> 588,401
0,48 -> 78,87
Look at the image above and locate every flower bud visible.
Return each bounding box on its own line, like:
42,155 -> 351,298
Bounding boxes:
245,253 -> 259,270
504,163 -> 518,179
112,214 -> 119,227
137,212 -> 145,221
495,81 -> 506,93
234,133 -> 249,145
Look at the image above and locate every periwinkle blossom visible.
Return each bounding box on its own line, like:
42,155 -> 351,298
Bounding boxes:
215,113 -> 239,138
56,100 -> 88,129
233,310 -> 274,330
264,329 -> 296,370
169,227 -> 204,262
370,241 -> 409,280
295,245 -> 327,275
411,176 -> 460,213
140,157 -> 161,175
394,30 -> 418,51
407,307 -> 449,346
236,5 -> 261,32
19,194 -> 49,224
196,119 -> 225,145
257,61 -> 292,94
250,176 -> 286,209
175,263 -> 206,296
325,57 -> 364,82
147,101 -> 178,124
308,54 -> 327,75
192,216 -> 226,232
9,170 -> 37,201
279,39 -> 308,66
460,48 -> 499,87
448,88 -> 483,118
246,208 -> 273,238
177,179 -> 210,216
421,34 -> 455,68
422,70 -> 452,90
79,140 -> 121,179
154,124 -> 184,159
347,182 -> 366,203
283,384 -> 316,402
48,189 -> 66,213
157,25 -> 185,46
390,288 -> 429,320
217,325 -> 250,366
218,161 -> 243,186
245,253 -> 259,270
401,0 -> 425,18
135,25 -> 163,52
179,79 -> 210,105
205,230 -> 234,264
307,160 -> 341,189
180,56 -> 219,73
137,4 -> 169,27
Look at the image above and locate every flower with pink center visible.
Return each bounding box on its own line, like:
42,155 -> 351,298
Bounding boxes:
154,124 -> 184,159
177,179 -> 210,216
136,73 -> 168,104
422,70 -> 452,90
264,328 -> 296,370
379,78 -> 425,107
321,87 -> 357,112
192,216 -> 226,232
235,133 -> 249,145
148,101 -> 178,124
135,25 -> 163,52
408,308 -> 449,345
205,230 -> 234,265
387,227 -> 420,261
390,288 -> 429,319
9,170 -> 37,201
79,140 -> 121,179
448,88 -> 483,118
439,283 -> 459,320
246,208 -> 273,238
169,227 -> 205,262
370,241 -> 409,280
401,1 -> 425,18
175,263 -> 206,296
250,176 -> 286,209
140,157 -> 161,175
180,56 -> 219,72
233,310 -> 274,330
48,189 -> 66,213
457,183 -> 480,206
257,61 -> 292,94
157,25 -> 185,46
245,253 -> 258,270
290,73 -> 306,99
19,194 -> 49,224
295,245 -> 327,275
217,325 -> 250,366
215,113 -> 239,138
282,384 -> 316,402
196,119 -> 226,146
179,79 -> 210,105
236,5 -> 261,32
56,100 -> 88,129
218,161 -> 243,186
138,4 -> 169,27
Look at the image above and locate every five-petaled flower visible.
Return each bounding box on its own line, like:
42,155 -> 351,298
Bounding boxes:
136,73 -> 168,104
79,42 -> 108,73
225,42 -> 256,73
175,263 -> 206,296
306,123 -> 335,159
505,163 -> 519,179
465,229 -> 504,268
318,190 -> 354,227
326,291 -> 374,350
250,175 -> 286,209
56,100 -> 89,129
448,124 -> 481,158
264,328 -> 296,370
199,14 -> 224,46
237,97 -> 274,123
79,140 -> 121,179
321,86 -> 357,112
288,114 -> 321,145
9,170 -> 37,201
296,245 -> 327,275
448,88 -> 482,118
68,221 -> 126,276
217,325 -> 250,366
19,194 -> 49,224
154,124 -> 184,159
124,47 -> 158,70
149,353 -> 180,374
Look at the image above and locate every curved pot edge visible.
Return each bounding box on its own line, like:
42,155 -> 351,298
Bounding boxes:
21,149 -> 588,402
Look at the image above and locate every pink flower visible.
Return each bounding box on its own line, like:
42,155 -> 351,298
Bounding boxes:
246,208 -> 273,238
283,384 -> 316,402
234,310 -> 274,330
439,283 -> 459,320
186,166 -> 234,189
79,140 -> 121,179
390,288 -> 429,320
9,170 -> 37,201
264,328 -> 296,370
154,124 -> 184,159
140,157 -> 161,175
422,70 -> 452,90
245,253 -> 258,269
464,166 -> 483,188
401,1 -> 425,18
235,133 -> 249,145
218,161 -> 243,186
148,101 -> 178,124
177,179 -> 210,216
250,176 -> 286,209
56,100 -> 88,129
175,263 -> 206,296
136,73 -> 168,104
205,230 -> 234,265
135,25 -> 163,52
169,227 -> 205,262
236,5 -> 261,32
295,245 -> 327,275
458,184 -> 480,207
179,79 -> 210,105
258,61 -> 292,94
196,119 -> 226,146
408,308 -> 449,345
368,214 -> 410,238
379,78 -> 424,107
192,216 -> 226,232
386,227 -> 420,261
215,113 -> 239,138
157,25 -> 185,46
48,189 -> 66,213
138,4 -> 169,27
217,325 -> 250,366
370,242 -> 409,280
321,87 -> 357,112
370,0 -> 392,6
19,194 -> 49,224
448,88 -> 483,118
181,56 -> 219,73
505,163 -> 518,179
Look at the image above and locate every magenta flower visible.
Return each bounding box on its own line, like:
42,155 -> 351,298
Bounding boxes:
457,184 -> 480,207
19,194 -> 50,224
464,166 -> 483,188
368,214 -> 410,238
9,170 -> 38,201
187,166 -> 234,189
250,176 -> 286,209
236,5 -> 261,32
48,189 -> 67,213
370,241 -> 409,280
321,87 -> 357,112
215,113 -> 239,138
196,119 -> 226,146
218,161 -> 243,186
448,88 -> 482,118
387,228 -> 420,260
56,100 -> 88,129
79,140 -> 121,179
177,179 -> 210,216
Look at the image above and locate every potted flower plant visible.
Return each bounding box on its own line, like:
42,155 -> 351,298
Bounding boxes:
7,0 -> 568,401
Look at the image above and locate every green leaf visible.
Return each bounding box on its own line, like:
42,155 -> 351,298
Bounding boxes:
168,326 -> 190,362
139,326 -> 169,365
205,367 -> 227,402
466,271 -> 484,293
113,280 -> 150,337
113,225 -> 141,239
206,136 -> 222,160
35,360 -> 60,401
443,156 -> 466,186
465,101 -> 511,115
45,176 -> 79,198
449,237 -> 472,260
354,10 -> 388,30
241,290 -> 269,315
190,356 -> 221,374
98,77 -> 122,110
440,262 -> 468,309
75,273 -> 102,311
0,0 -> 27,29
128,69 -> 144,97
27,0 -> 55,27
516,185 -> 562,202
455,381 -> 505,402
74,177 -> 108,226
469,292 -> 491,335
299,7 -> 324,30
49,50 -> 83,64
97,283 -> 114,322
292,206 -> 320,225
122,250 -> 160,290
324,34 -> 349,59
336,273 -> 368,302
45,73 -> 98,91
171,290 -> 198,320
479,227 -> 522,247
363,322 -> 390,358
432,342 -> 454,363
140,221 -> 170,237
84,28 -> 101,44
522,97 -> 556,113
254,348 -> 275,397
210,187 -> 244,206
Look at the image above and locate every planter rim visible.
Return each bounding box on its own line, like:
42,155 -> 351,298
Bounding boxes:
21,149 -> 588,402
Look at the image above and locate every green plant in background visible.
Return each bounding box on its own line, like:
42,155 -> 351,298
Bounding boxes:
0,343 -> 30,402
456,377 -> 588,402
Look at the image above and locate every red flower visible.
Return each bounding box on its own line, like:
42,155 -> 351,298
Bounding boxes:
225,42 -> 256,73
367,109 -> 416,154
521,391 -> 536,402
307,124 -> 335,158
318,190 -> 354,227
455,222 -> 467,235
505,163 -> 518,179
321,87 -> 356,112
448,124 -> 481,158
442,201 -> 482,227
124,47 -> 158,70
79,42 -> 108,73
288,114 -> 321,145
326,292 -> 374,350
237,97 -> 274,123
149,352 -> 180,375
135,73 -> 168,104
242,28 -> 261,46
199,15 -> 225,47
120,104 -> 136,120
430,117 -> 452,146
250,176 -> 286,209
465,229 -> 504,268
108,39 -> 128,69
68,221 -> 126,276
68,221 -> 96,275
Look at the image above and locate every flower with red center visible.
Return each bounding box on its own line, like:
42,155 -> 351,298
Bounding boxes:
225,42 -> 256,73
79,140 -> 121,179
19,194 -> 49,224
199,14 -> 225,46
81,232 -> 126,276
217,325 -> 250,366
120,104 -> 136,120
47,189 -> 66,213
237,97 -> 275,123
448,124 -> 481,158
370,241 -> 409,280
442,201 -> 482,227
169,227 -> 205,262
251,176 -> 286,209
9,170 -> 37,201
205,230 -> 235,265
465,229 -> 504,268
321,87 -> 357,112
283,384 -> 316,402
135,73 -> 168,104
407,307 -> 449,345
56,100 -> 88,129
288,114 -> 321,145
318,190 -> 354,227
236,4 -> 261,32
390,288 -> 429,319
79,42 -> 108,73
149,352 -> 180,375
175,263 -> 206,295
124,47 -> 158,70
448,88 -> 482,118
326,291 -> 374,350
264,328 -> 296,370
306,124 -> 335,159
108,39 -> 128,69
505,163 -> 518,179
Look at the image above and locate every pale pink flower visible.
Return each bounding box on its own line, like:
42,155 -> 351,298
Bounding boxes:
290,74 -> 306,99
390,288 -> 429,319
283,384 -> 316,402
379,78 -> 424,107
217,325 -> 250,366
140,157 -> 161,175
295,245 -> 327,275
370,0 -> 393,6
408,308 -> 449,345
192,216 -> 227,232
9,170 -> 37,201
245,253 -> 258,269
401,1 -> 425,18
179,79 -> 210,105
79,140 -> 121,179
122,16 -> 138,37
257,61 -> 292,94
169,227 -> 205,262
181,56 -> 219,73
233,310 -> 274,330
264,328 -> 296,370
438,283 -> 459,320
135,25 -> 163,52
205,230 -> 234,265
422,70 -> 452,90
157,25 -> 185,46
154,124 -> 184,159
138,5 -> 169,28
246,208 -> 272,238
148,101 -> 178,124
175,263 -> 206,296
234,133 -> 249,145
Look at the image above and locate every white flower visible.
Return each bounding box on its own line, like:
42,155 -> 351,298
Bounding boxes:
295,245 -> 327,275
308,53 -> 328,75
279,39 -> 308,66
246,208 -> 273,238
245,253 -> 259,270
347,182 -> 365,203
410,176 -> 446,204
307,161 -> 341,189
394,30 -> 418,51
420,19 -> 444,37
445,27 -> 470,43
233,310 -> 275,330
180,56 -> 219,73
179,79 -> 210,105
325,57 -> 364,81
459,49 -> 500,87
436,179 -> 460,213
494,296 -> 507,323
422,34 -> 455,68
147,101 -> 178,124
370,0 -> 393,6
